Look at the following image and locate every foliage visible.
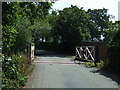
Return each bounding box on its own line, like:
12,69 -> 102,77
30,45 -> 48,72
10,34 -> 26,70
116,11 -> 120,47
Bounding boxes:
3,1 -> 118,87
2,2 -> 52,25
2,17 -> 33,54
13,17 -> 33,53
2,2 -> 53,54
84,62 -> 95,67
30,18 -> 52,42
105,21 -> 120,47
48,10 -> 58,27
2,2 -> 18,26
2,55 -> 27,89
2,26 -> 17,55
44,5 -> 111,53
30,18 -> 52,49
104,21 -> 120,73
50,6 -> 105,53
2,2 -> 53,88
2,2 -> 111,54
84,60 -> 107,68
87,8 -> 110,41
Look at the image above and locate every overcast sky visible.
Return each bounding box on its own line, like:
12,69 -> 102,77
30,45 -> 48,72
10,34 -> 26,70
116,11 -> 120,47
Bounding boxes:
51,0 -> 120,22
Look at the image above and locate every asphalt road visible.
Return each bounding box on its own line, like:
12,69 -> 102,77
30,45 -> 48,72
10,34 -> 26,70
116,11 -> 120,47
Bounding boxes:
25,52 -> 119,88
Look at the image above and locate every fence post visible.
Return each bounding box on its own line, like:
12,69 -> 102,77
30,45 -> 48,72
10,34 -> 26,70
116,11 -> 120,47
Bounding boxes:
31,43 -> 35,61
95,45 -> 99,66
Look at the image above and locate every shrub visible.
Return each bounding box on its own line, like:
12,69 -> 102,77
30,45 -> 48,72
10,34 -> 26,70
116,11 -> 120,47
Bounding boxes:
105,22 -> 120,73
2,55 -> 27,89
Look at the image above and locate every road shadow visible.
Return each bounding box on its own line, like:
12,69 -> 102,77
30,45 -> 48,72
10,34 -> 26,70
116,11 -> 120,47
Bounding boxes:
74,59 -> 120,86
35,50 -> 74,58
73,58 -> 93,66
89,68 -> 120,86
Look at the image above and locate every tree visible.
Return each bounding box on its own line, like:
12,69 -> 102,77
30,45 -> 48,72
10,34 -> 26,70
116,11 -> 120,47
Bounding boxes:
2,2 -> 18,26
51,5 -> 91,53
13,17 -> 33,53
2,2 -> 32,54
18,2 -> 52,24
2,2 -> 53,54
2,2 -> 54,88
87,8 -> 110,41
104,21 -> 120,72
30,18 -> 52,43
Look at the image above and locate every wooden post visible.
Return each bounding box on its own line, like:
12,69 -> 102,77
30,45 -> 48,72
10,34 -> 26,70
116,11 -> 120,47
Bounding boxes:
31,43 -> 35,61
95,45 -> 99,66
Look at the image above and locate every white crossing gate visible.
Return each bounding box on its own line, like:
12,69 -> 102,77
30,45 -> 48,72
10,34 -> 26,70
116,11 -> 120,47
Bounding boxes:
75,46 -> 96,62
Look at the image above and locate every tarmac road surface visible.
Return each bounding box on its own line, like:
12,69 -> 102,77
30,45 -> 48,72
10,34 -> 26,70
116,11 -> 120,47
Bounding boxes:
25,51 -> 119,88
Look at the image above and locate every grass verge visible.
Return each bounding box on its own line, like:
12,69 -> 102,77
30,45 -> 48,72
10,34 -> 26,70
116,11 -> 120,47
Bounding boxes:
84,60 -> 106,68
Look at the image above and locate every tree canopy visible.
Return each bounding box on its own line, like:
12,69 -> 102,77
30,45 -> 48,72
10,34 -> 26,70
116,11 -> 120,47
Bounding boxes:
2,2 -> 116,54
47,5 -> 111,53
2,2 -> 52,54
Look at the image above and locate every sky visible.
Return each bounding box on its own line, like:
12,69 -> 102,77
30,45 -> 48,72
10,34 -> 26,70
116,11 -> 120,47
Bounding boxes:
51,0 -> 120,22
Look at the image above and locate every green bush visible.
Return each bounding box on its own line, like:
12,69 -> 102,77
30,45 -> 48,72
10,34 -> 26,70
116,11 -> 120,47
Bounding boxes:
2,55 -> 27,89
105,22 -> 120,73
2,26 -> 17,55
